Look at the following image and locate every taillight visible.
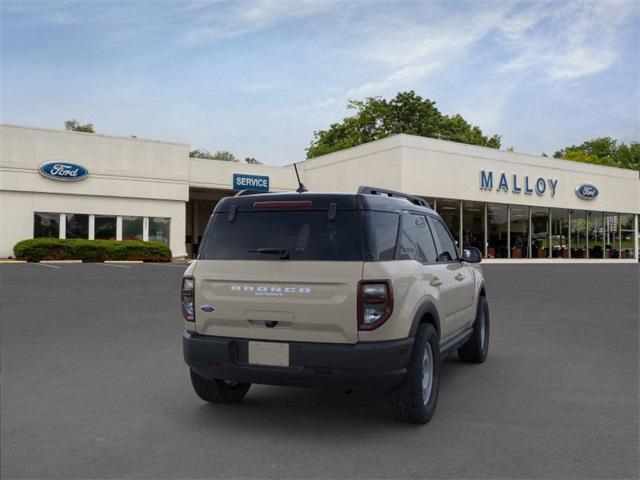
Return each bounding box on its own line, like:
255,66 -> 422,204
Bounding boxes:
358,280 -> 393,331
181,276 -> 195,322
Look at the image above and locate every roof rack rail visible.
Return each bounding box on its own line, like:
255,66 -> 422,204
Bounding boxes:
357,186 -> 430,208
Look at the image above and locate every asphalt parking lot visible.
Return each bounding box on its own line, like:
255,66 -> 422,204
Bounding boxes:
1,263 -> 638,479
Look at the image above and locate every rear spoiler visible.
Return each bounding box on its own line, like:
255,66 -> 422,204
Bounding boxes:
357,186 -> 430,208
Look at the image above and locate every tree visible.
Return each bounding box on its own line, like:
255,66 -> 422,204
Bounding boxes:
189,149 -> 239,162
64,119 -> 94,133
244,157 -> 262,164
306,91 -> 501,158
189,149 -> 215,159
554,137 -> 640,172
212,150 -> 238,162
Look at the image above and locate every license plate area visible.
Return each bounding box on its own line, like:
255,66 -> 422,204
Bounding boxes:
248,341 -> 289,367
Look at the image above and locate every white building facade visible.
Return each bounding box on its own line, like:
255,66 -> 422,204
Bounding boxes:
1,125 -> 638,262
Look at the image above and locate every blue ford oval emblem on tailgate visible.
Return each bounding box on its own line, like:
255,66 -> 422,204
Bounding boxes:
200,304 -> 215,312
575,184 -> 598,200
39,161 -> 89,182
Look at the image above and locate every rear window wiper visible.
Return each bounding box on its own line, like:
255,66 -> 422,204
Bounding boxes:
248,247 -> 290,259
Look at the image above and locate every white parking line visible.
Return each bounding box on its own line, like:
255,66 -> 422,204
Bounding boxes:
149,263 -> 189,267
96,263 -> 132,269
36,263 -> 61,269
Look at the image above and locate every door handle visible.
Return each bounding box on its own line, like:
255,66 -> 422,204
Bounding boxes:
455,273 -> 465,281
430,278 -> 443,287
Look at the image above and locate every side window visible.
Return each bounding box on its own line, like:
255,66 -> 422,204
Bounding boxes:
396,213 -> 437,263
429,217 -> 459,262
363,211 -> 400,261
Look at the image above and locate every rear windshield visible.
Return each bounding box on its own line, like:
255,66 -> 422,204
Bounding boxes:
199,211 -> 363,261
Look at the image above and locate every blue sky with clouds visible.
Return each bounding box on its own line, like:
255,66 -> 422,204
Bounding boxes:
2,0 -> 638,165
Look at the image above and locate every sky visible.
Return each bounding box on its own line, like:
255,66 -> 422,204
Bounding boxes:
1,0 -> 639,165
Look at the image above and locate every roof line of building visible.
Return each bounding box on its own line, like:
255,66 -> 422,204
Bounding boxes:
299,133 -> 638,179
0,123 -> 190,147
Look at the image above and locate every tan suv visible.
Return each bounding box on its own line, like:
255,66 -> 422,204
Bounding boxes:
182,186 -> 489,424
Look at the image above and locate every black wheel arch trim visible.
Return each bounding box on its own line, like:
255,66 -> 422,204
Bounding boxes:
409,301 -> 441,339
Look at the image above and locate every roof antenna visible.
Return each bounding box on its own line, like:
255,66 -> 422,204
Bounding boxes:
293,163 -> 308,193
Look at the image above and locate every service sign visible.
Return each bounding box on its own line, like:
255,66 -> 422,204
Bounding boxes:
233,173 -> 269,192
39,161 -> 89,182
575,184 -> 598,200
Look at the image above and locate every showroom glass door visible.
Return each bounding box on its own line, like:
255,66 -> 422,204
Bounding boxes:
531,207 -> 550,259
551,209 -> 569,258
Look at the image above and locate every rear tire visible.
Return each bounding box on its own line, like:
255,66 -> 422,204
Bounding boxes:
387,323 -> 440,425
458,296 -> 489,364
189,369 -> 251,404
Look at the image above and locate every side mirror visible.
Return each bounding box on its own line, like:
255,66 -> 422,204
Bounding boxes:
462,246 -> 482,263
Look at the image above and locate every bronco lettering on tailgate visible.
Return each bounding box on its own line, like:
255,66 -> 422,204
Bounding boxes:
230,285 -> 312,296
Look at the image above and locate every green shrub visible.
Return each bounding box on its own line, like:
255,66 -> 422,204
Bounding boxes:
13,238 -> 172,262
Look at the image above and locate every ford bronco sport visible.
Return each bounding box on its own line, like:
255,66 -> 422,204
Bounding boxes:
182,186 -> 489,424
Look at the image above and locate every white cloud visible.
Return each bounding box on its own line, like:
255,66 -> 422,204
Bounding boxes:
183,0 -> 341,44
499,0 -> 637,80
347,63 -> 440,97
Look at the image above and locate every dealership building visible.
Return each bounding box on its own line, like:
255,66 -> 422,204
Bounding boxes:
1,124 -> 638,262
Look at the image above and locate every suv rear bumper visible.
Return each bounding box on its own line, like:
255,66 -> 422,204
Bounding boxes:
183,330 -> 413,393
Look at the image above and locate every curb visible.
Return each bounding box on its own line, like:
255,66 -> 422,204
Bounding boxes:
0,260 -> 27,264
40,260 -> 82,264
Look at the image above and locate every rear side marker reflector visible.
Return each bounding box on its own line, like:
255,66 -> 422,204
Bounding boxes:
253,200 -> 313,209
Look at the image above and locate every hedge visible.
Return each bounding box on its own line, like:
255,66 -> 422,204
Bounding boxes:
13,238 -> 172,262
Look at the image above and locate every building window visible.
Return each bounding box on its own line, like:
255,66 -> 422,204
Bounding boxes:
571,210 -> 587,258
95,215 -> 117,240
531,207 -> 550,259
588,211 -> 604,258
510,205 -> 529,259
620,214 -> 635,259
65,214 -> 89,239
487,203 -> 508,259
34,212 -> 60,238
604,213 -> 619,259
149,217 -> 170,245
436,198 -> 460,248
122,216 -> 143,241
462,201 -> 484,255
551,209 -> 570,258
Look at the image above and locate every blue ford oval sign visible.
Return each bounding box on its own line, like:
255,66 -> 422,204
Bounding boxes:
575,184 -> 598,200
39,161 -> 89,182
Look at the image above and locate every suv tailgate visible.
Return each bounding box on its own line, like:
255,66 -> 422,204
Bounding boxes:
193,260 -> 362,343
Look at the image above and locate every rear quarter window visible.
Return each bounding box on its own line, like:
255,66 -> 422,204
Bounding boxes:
199,210 -> 363,261
361,211 -> 400,261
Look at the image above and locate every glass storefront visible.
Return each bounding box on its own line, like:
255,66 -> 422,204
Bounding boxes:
65,214 -> 89,239
436,198 -> 460,249
510,206 -> 529,259
620,214 -> 636,259
95,215 -> 117,240
32,213 -> 173,246
149,217 -> 170,244
34,212 -> 59,238
604,213 -> 619,259
462,201 -> 484,255
122,216 -> 143,241
487,203 -> 508,259
531,207 -> 550,259
571,210 -> 587,258
588,211 -> 604,258
551,209 -> 569,258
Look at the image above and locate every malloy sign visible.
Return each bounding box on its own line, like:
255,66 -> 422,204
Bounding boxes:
480,170 -> 558,197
